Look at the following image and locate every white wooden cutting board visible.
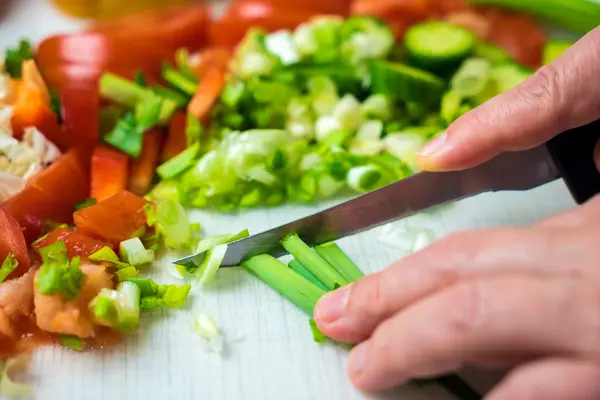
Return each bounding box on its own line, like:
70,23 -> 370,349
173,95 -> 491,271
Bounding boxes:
0,1 -> 578,399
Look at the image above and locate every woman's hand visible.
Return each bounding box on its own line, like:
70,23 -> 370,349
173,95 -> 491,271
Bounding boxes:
313,26 -> 600,399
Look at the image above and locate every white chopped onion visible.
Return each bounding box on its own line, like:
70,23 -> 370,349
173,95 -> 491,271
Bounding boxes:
377,223 -> 437,255
194,312 -> 224,353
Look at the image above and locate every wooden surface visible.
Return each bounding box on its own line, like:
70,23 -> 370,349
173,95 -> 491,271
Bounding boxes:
0,2 -> 579,399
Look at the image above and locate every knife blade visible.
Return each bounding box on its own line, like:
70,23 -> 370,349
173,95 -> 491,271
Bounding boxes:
174,144 -> 560,269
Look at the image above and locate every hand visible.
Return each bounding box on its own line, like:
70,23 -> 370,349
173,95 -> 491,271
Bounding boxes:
313,26 -> 600,399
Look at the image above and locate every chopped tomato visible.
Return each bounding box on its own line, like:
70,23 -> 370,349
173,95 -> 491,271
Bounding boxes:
188,67 -> 226,122
128,131 -> 163,196
0,207 -> 30,279
73,191 -> 148,243
4,151 -> 89,243
33,228 -> 112,259
161,111 -> 187,162
91,146 -> 129,202
10,80 -> 68,151
61,86 -> 100,160
36,32 -> 172,96
209,1 -> 324,48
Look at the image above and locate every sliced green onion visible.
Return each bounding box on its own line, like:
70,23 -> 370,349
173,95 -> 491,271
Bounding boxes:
89,246 -> 120,264
150,85 -> 190,107
441,90 -> 463,126
161,284 -> 191,308
116,266 -> 139,281
348,139 -> 384,157
125,277 -> 159,297
361,94 -> 393,122
347,165 -> 383,192
288,259 -> 328,291
194,312 -> 224,352
315,242 -> 364,282
36,241 -> 84,300
0,253 -> 18,283
320,129 -> 354,148
156,142 -> 201,180
281,233 -> 347,290
315,116 -> 341,142
309,319 -> 327,343
60,335 -> 86,352
265,30 -> 300,65
242,254 -> 326,315
383,132 -> 427,172
186,113 -> 203,146
332,94 -> 363,130
197,244 -> 228,286
356,120 -> 384,140
115,282 -> 141,334
543,39 -> 574,65
119,238 -> 154,266
450,58 -> 492,98
162,64 -> 198,96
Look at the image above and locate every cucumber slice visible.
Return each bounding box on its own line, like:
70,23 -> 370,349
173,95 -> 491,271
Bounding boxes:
405,21 -> 476,74
490,62 -> 533,93
369,60 -> 446,105
474,41 -> 512,63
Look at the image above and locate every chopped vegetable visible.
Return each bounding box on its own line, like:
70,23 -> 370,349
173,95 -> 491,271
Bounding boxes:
0,253 -> 18,284
309,319 -> 326,343
376,223 -> 437,255
281,233 -> 347,290
150,199 -> 193,249
119,237 -> 154,266
128,131 -> 163,196
405,21 -> 476,74
156,142 -> 200,180
4,40 -> 34,79
60,335 -> 86,351
370,60 -> 446,105
125,277 -> 191,311
196,244 -> 228,286
288,259 -> 328,291
35,241 -> 84,300
242,254 -> 326,315
194,312 -> 224,353
0,355 -> 32,398
89,281 -> 141,334
91,146 -> 129,202
162,64 -> 198,96
187,67 -> 226,121
99,73 -> 177,125
314,242 -> 363,282
347,165 -> 383,192
450,58 -> 492,98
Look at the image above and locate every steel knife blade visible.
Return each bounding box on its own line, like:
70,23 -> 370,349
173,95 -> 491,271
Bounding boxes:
173,145 -> 560,269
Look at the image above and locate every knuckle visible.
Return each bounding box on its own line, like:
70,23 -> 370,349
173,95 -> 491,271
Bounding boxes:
444,281 -> 488,336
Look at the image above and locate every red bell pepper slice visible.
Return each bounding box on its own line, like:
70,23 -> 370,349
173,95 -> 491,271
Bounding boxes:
128,130 -> 164,196
73,191 -> 149,244
91,146 -> 129,203
161,111 -> 187,162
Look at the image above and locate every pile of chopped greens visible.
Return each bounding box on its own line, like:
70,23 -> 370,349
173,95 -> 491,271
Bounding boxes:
141,15 -> 532,210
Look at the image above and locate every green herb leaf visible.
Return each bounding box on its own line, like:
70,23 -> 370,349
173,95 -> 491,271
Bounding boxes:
104,112 -> 143,157
60,335 -> 86,351
4,40 -> 34,78
0,253 -> 18,283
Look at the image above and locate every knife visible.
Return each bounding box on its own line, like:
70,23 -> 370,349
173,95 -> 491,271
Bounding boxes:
174,120 -> 600,269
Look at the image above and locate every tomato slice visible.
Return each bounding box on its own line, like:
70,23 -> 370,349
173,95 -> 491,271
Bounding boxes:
33,227 -> 112,259
73,191 -> 148,243
36,32 -> 172,95
237,0 -> 351,15
4,150 -> 89,243
0,207 -> 30,278
209,1 -> 326,48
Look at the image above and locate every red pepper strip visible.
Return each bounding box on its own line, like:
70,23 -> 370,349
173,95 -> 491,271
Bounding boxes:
91,146 -> 129,203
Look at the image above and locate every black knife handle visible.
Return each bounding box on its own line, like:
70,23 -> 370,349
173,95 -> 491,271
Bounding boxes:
546,120 -> 600,204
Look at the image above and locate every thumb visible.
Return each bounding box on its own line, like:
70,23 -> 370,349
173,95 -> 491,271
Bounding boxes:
416,27 -> 600,172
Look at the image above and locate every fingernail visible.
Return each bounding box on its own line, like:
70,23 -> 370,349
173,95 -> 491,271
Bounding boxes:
348,343 -> 368,376
417,132 -> 447,157
315,284 -> 351,324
